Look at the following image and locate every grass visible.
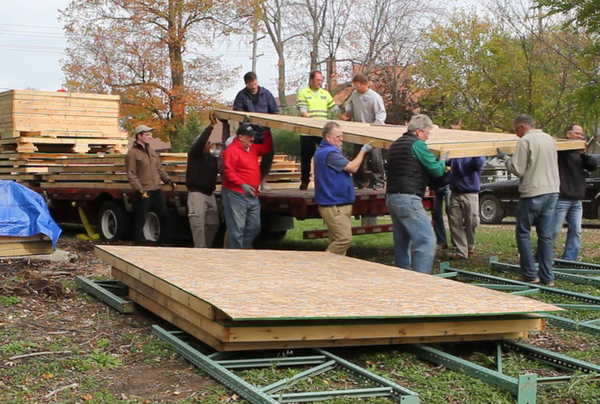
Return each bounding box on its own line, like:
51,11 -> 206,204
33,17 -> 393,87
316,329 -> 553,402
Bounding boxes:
3,219 -> 600,403
254,218 -> 600,403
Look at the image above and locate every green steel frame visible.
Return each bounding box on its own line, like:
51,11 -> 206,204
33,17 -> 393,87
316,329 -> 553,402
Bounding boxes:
488,257 -> 600,287
152,325 -> 420,404
554,258 -> 600,271
411,339 -> 600,404
437,263 -> 600,336
74,276 -> 135,313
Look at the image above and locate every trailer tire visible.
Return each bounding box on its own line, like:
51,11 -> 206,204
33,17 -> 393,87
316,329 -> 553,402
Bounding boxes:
479,194 -> 504,224
98,200 -> 131,241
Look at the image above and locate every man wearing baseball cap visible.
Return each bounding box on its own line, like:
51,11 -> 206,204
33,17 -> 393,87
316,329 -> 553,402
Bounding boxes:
221,122 -> 273,248
126,124 -> 176,244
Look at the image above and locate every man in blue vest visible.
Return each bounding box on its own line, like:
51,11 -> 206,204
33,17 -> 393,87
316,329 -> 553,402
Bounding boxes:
314,121 -> 372,255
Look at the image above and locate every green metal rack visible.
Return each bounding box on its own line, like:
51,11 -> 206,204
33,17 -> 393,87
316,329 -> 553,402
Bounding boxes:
152,325 -> 421,404
437,263 -> 600,336
488,257 -> 600,287
554,258 -> 600,271
74,275 -> 135,313
411,339 -> 600,404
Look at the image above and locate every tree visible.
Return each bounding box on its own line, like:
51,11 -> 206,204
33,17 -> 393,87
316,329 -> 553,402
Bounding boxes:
60,0 -> 247,141
415,6 -> 594,133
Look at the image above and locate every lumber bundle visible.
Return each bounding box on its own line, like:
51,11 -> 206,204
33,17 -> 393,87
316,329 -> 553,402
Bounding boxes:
0,90 -> 127,154
0,152 -> 301,190
95,245 -> 561,351
0,234 -> 53,258
213,109 -> 586,158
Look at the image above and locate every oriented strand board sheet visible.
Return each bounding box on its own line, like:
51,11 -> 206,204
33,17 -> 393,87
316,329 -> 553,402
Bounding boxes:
95,245 -> 561,321
213,109 -> 584,158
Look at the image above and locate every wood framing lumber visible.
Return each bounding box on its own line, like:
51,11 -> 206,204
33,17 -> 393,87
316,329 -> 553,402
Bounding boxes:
0,241 -> 53,257
96,245 -> 562,321
128,289 -> 526,351
113,267 -> 543,343
212,109 -> 584,158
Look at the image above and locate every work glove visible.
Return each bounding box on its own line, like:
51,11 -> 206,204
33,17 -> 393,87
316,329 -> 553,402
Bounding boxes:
439,151 -> 450,162
208,111 -> 219,126
497,148 -> 507,159
168,180 -> 177,191
361,142 -> 373,153
212,148 -> 222,158
241,183 -> 256,198
139,189 -> 149,199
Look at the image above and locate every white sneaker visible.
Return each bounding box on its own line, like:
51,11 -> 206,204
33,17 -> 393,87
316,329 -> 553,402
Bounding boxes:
260,179 -> 272,192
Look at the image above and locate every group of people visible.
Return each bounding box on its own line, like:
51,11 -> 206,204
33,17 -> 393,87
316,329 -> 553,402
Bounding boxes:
125,71 -> 596,284
495,117 -> 597,286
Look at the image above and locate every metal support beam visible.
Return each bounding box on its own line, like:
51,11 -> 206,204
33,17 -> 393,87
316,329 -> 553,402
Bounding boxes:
554,258 -> 600,270
152,326 -> 282,404
274,387 -> 392,403
315,348 -> 420,403
444,263 -> 600,305
502,340 -> 600,375
489,257 -> 600,287
215,355 -> 327,369
260,360 -> 336,394
411,344 -> 537,404
153,326 -> 421,404
75,276 -> 135,313
511,289 -> 540,297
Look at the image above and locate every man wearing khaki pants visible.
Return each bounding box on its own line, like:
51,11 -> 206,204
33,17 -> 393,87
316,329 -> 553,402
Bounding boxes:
314,121 -> 371,255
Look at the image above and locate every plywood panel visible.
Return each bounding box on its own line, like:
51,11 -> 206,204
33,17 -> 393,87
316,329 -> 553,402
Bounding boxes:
213,109 -> 584,157
96,245 -> 561,321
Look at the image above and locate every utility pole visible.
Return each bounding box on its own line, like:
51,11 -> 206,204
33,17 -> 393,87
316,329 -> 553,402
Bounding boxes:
251,24 -> 265,73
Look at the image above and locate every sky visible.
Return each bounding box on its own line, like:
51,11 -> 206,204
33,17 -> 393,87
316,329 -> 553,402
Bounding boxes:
0,0 -> 481,103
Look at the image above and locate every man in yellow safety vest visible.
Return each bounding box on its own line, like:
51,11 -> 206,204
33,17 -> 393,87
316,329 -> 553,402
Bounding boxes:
297,70 -> 338,190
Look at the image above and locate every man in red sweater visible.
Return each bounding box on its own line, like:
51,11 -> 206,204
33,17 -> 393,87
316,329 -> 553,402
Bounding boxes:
221,123 -> 273,248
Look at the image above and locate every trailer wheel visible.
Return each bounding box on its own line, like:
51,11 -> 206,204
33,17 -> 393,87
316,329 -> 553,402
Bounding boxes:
479,194 -> 504,224
143,212 -> 161,242
98,200 -> 130,241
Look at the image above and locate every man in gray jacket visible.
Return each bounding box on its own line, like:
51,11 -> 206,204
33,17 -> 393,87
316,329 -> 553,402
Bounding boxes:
497,114 -> 559,286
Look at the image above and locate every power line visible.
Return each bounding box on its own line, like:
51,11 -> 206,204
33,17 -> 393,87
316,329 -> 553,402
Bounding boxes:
0,22 -> 63,30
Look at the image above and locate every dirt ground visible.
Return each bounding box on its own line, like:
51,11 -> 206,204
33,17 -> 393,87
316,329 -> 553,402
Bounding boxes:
0,237 -> 228,403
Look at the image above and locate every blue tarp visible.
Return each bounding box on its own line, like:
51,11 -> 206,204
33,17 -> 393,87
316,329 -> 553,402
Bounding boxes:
0,180 -> 61,248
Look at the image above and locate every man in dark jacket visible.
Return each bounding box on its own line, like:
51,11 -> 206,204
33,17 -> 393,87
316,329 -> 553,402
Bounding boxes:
186,112 -> 221,248
553,124 -> 597,260
232,71 -> 279,192
125,125 -> 176,244
448,156 -> 486,260
386,114 -> 449,273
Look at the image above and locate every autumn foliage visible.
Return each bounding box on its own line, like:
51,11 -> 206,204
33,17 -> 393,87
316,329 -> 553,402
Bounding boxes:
60,0 -> 256,141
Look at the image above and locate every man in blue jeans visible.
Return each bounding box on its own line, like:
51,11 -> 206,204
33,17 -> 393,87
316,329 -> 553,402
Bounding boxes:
497,114 -> 560,285
221,123 -> 273,249
386,114 -> 449,274
553,124 -> 597,260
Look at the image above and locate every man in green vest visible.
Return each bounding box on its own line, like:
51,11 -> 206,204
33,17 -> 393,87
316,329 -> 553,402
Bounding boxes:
297,70 -> 338,190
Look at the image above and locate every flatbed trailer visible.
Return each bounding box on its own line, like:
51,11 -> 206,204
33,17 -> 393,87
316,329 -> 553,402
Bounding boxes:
33,185 -> 434,243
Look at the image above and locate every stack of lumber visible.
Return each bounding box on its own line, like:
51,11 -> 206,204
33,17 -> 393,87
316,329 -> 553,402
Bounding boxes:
0,153 -> 301,190
95,245 -> 561,351
0,90 -> 127,154
214,110 -> 586,158
0,234 -> 53,258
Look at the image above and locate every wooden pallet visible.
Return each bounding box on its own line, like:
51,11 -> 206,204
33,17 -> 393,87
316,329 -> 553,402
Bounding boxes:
94,245 -> 557,351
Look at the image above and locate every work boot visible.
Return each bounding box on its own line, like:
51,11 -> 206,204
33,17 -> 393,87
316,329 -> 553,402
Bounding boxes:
260,179 -> 272,192
517,275 -> 540,284
299,182 -> 309,191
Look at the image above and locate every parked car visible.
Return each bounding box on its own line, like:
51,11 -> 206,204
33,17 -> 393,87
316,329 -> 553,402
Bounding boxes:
478,176 -> 600,224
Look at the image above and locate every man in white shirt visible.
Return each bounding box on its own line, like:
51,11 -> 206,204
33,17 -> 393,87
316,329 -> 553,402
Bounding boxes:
338,73 -> 387,190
